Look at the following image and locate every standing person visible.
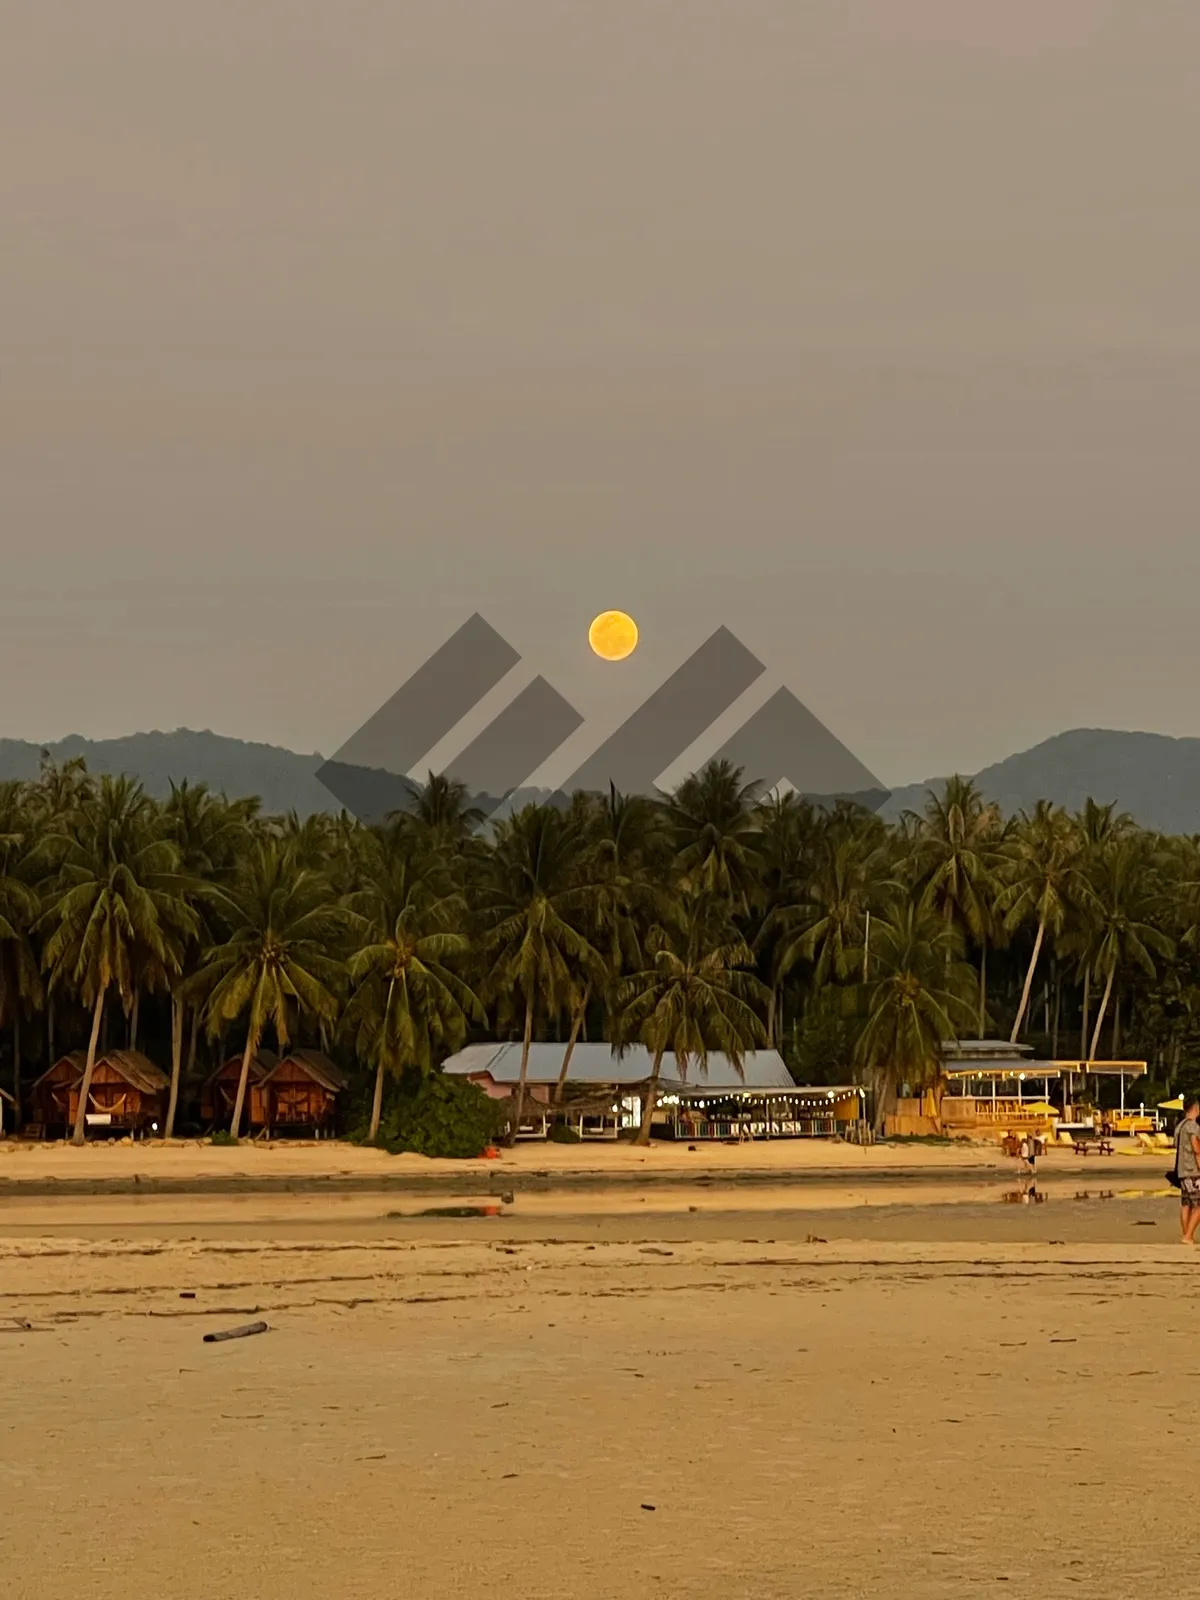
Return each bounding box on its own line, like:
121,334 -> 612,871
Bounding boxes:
1175,1094 -> 1200,1245
1018,1133 -> 1036,1177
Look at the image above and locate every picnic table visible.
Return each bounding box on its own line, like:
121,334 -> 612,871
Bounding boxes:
1073,1137 -> 1114,1156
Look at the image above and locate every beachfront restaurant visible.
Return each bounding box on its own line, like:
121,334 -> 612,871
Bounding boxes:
894,1040 -> 1152,1139
442,1042 -> 862,1141
937,1042 -> 1061,1137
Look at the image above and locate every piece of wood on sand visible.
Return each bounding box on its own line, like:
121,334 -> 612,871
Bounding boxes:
203,1320 -> 270,1344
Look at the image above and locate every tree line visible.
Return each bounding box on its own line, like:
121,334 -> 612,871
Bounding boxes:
1,758 -> 1198,1145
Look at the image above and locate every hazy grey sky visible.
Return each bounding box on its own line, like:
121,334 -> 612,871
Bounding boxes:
4,1 -> 1199,786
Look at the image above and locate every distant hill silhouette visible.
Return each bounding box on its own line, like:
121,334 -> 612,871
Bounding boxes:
0,731 -> 332,817
882,728 -> 1200,834
5,726 -> 1200,834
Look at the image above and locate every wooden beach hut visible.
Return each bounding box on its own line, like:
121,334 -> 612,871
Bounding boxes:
29,1052 -> 88,1136
29,1050 -> 169,1137
200,1050 -> 278,1130
259,1050 -> 348,1136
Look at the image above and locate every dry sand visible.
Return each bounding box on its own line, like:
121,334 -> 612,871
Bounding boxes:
2,1148 -> 1191,1599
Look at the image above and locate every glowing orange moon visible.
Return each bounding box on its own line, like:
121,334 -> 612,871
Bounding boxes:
588,610 -> 639,661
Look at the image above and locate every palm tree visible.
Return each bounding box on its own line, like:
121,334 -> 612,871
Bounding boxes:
161,782 -> 258,1137
851,900 -> 976,1133
767,824 -> 893,995
996,802 -> 1087,1043
612,893 -> 768,1145
409,771 -> 486,842
547,786 -> 665,1104
198,841 -> 345,1137
345,847 -> 484,1141
912,777 -> 1004,1036
0,783 -> 44,1122
1077,836 -> 1173,1059
666,760 -> 764,912
479,805 -> 601,1144
38,776 -> 196,1144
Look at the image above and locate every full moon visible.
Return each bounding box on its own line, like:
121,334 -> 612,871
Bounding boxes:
588,610 -> 639,661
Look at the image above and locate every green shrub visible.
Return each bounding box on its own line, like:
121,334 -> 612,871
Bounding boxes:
547,1122 -> 581,1144
209,1129 -> 239,1147
375,1070 -> 503,1160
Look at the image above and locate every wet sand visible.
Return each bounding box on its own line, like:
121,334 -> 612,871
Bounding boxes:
3,1159 -> 1192,1599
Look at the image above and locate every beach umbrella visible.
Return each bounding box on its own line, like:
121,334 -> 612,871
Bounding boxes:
1159,1096 -> 1184,1111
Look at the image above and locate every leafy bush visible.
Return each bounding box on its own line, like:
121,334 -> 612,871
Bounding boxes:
375,1069 -> 503,1160
209,1129 -> 239,1147
547,1122 -> 581,1144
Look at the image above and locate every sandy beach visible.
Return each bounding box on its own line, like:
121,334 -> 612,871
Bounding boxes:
2,1139 -> 1190,1600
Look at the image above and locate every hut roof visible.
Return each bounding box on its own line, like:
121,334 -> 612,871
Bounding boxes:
96,1051 -> 171,1094
31,1050 -> 168,1096
267,1050 -> 349,1093
205,1050 -> 278,1088
30,1052 -> 89,1091
443,1042 -> 794,1091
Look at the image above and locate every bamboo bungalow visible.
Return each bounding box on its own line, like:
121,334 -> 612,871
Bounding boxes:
29,1051 -> 169,1138
200,1050 -> 279,1131
258,1051 -> 347,1136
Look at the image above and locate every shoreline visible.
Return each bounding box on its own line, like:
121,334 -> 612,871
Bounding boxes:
0,1135 -> 1164,1197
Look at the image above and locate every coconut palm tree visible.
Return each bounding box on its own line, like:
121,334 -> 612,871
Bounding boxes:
851,899 -> 976,1134
1076,836 -> 1173,1060
38,776 -> 197,1144
198,840 -> 346,1138
479,805 -> 602,1144
666,760 -> 764,912
160,783 -> 259,1137
911,776 -> 1005,1036
612,892 -> 768,1145
344,846 -> 484,1141
545,786 -> 666,1104
766,824 -> 895,998
0,783 -> 45,1122
996,802 -> 1089,1043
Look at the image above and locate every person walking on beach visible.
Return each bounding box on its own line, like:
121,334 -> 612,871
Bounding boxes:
1019,1133 -> 1037,1177
1175,1094 -> 1200,1244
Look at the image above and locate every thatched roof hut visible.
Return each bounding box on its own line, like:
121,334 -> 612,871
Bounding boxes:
260,1050 -> 348,1134
200,1050 -> 279,1128
30,1050 -> 169,1136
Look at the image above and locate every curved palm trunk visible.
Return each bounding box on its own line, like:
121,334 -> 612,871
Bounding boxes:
977,943 -> 988,1038
229,1028 -> 259,1140
553,984 -> 590,1105
368,978 -> 396,1144
508,995 -> 535,1148
12,1013 -> 21,1131
1010,917 -> 1045,1043
634,1045 -> 667,1147
72,988 -> 106,1146
1080,969 -> 1090,1059
186,1006 -> 200,1083
1088,965 -> 1115,1062
164,993 -> 185,1139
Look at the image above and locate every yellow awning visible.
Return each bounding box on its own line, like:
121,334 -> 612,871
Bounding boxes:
1159,1097 -> 1184,1111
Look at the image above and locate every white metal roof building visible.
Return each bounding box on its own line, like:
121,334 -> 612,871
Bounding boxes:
442,1041 -> 796,1090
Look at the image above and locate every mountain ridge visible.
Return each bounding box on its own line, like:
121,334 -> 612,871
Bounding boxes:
4,725 -> 1200,834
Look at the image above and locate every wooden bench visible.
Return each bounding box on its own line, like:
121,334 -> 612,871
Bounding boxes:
1074,1138 -> 1114,1156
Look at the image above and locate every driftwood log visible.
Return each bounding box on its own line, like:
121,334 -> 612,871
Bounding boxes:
203,1320 -> 270,1344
